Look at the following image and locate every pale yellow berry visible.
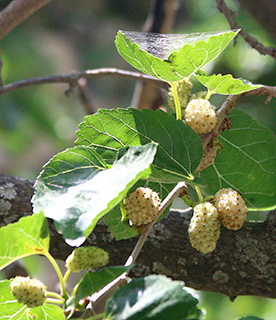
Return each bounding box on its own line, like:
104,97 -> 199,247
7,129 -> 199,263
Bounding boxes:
185,98 -> 217,135
214,188 -> 248,230
125,187 -> 161,227
188,202 -> 220,254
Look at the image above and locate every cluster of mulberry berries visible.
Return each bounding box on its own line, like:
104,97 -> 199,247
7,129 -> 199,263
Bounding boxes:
124,187 -> 161,227
188,188 -> 248,254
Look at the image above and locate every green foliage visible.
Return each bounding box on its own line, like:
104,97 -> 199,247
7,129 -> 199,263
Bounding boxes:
76,108 -> 203,182
0,280 -> 65,320
0,212 -> 49,270
75,265 -> 133,300
32,143 -> 157,246
115,30 -> 239,82
196,71 -> 262,95
105,275 -> 203,320
199,108 -> 276,210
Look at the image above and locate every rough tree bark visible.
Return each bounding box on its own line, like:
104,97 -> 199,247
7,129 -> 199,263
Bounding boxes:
1,173 -> 276,300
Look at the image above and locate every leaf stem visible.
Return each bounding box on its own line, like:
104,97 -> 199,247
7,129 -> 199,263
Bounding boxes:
43,251 -> 69,299
195,185 -> 203,203
63,269 -> 71,285
170,82 -> 182,120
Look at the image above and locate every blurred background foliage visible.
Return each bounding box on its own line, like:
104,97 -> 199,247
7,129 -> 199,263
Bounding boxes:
0,0 -> 275,319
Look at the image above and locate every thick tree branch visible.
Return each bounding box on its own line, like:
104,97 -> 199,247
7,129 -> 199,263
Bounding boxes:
0,0 -> 54,41
1,173 -> 276,299
216,0 -> 276,59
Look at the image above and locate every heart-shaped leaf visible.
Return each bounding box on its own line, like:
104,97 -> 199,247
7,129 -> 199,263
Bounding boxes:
76,108 -> 203,183
199,109 -> 276,210
115,30 -> 239,82
196,71 -> 262,95
0,212 -> 49,270
32,143 -> 157,246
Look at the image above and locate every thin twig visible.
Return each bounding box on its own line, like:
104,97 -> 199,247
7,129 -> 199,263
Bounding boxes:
0,0 -> 54,41
216,0 -> 276,59
0,68 -> 162,96
89,181 -> 188,314
125,181 -> 188,267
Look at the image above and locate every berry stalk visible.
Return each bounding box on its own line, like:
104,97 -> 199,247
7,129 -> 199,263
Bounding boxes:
170,82 -> 182,120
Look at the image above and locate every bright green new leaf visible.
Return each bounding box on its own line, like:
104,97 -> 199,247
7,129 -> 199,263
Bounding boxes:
103,181 -> 176,240
105,275 -> 203,320
76,108 -> 202,183
196,71 -> 262,95
0,280 -> 65,320
32,143 -> 157,247
199,109 -> 276,210
0,212 -> 49,270
115,30 -> 239,82
76,265 -> 133,300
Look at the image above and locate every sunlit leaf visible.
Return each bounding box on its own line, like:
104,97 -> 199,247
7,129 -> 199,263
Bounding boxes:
196,71 -> 262,95
0,212 -> 49,270
115,30 -> 239,82
33,143 -> 157,246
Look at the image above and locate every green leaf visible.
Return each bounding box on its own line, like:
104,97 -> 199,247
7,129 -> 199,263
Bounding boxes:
115,30 -> 239,82
199,109 -> 276,210
103,181 -> 176,240
196,71 -> 262,95
32,143 -> 157,246
76,265 -> 133,300
238,317 -> 264,320
105,275 -> 203,320
76,108 -> 203,183
0,280 -> 65,320
0,212 -> 49,270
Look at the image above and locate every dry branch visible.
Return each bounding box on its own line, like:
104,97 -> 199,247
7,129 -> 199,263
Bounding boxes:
216,0 -> 276,59
0,68 -> 163,96
0,0 -> 54,41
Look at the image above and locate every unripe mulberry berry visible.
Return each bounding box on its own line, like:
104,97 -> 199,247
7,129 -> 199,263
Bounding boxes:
10,276 -> 47,308
214,188 -> 248,230
184,98 -> 217,135
125,187 -> 161,227
188,202 -> 220,254
65,246 -> 109,273
167,78 -> 193,111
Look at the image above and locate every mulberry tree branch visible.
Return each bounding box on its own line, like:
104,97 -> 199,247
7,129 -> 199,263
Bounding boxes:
0,0 -> 54,41
0,68 -> 163,96
216,0 -> 276,59
1,173 -> 276,300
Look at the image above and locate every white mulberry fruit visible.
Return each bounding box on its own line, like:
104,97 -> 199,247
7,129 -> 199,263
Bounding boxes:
184,98 -> 217,135
10,276 -> 47,308
125,187 -> 161,227
188,202 -> 220,254
65,246 -> 109,273
214,188 -> 248,230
